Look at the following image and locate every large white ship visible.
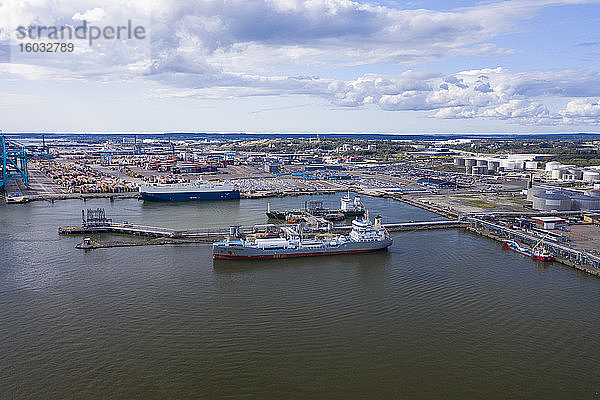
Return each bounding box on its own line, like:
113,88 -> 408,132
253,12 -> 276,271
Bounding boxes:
213,212 -> 392,260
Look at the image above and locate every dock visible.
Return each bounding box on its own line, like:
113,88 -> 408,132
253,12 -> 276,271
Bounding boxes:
60,208 -> 466,249
60,208 -> 600,278
466,217 -> 600,276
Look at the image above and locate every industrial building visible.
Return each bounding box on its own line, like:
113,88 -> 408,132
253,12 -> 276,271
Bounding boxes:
416,178 -> 457,189
531,216 -> 566,230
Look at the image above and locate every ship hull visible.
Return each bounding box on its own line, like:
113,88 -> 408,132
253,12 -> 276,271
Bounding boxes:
503,241 -> 554,262
266,209 -> 364,220
141,190 -> 240,202
213,239 -> 392,260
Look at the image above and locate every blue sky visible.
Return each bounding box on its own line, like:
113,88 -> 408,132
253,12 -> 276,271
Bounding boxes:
1,0 -> 600,134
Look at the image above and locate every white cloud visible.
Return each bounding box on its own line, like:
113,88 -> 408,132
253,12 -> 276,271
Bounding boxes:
480,99 -> 551,124
559,98 -> 600,123
72,7 -> 107,22
2,0 -> 600,127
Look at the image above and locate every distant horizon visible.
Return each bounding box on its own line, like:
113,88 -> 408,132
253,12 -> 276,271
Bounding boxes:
4,131 -> 600,140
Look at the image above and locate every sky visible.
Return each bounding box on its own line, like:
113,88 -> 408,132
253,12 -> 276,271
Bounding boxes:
1,0 -> 600,134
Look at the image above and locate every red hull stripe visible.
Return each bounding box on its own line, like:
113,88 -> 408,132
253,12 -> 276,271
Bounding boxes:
213,247 -> 388,260
503,243 -> 554,262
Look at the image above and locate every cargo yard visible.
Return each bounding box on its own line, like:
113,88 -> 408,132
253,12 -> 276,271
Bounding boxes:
3,134 -> 600,212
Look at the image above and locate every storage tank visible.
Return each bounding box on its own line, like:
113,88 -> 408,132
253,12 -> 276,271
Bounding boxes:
501,160 -> 516,170
454,157 -> 466,166
572,195 -> 600,211
567,168 -> 583,180
515,160 -> 525,170
532,193 -> 572,211
583,170 -> 600,182
551,168 -> 564,180
525,161 -> 538,170
545,161 -> 562,171
471,166 -> 488,175
527,186 -> 547,202
464,158 -> 477,167
488,160 -> 500,172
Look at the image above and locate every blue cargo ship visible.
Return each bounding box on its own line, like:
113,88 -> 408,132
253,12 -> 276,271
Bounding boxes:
139,181 -> 240,201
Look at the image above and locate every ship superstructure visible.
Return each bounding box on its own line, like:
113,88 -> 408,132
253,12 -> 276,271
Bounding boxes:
266,191 -> 365,221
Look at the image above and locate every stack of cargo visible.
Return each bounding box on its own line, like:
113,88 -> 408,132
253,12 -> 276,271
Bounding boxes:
35,160 -> 137,194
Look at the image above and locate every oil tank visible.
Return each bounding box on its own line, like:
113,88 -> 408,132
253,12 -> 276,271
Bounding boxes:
583,170 -> 600,182
471,166 -> 488,175
515,160 -> 525,170
572,195 -> 600,210
488,160 -> 500,172
525,161 -> 538,170
545,161 -> 562,171
527,186 -> 547,201
501,160 -> 516,170
551,169 -> 564,180
532,193 -> 572,211
454,157 -> 466,166
567,168 -> 583,180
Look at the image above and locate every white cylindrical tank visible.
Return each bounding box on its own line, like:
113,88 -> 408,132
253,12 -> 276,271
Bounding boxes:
525,161 -> 538,170
454,157 -> 466,166
552,169 -> 564,180
501,160 -> 516,170
567,168 -> 583,180
471,166 -> 488,175
545,161 -> 562,171
583,170 -> 600,182
488,161 -> 500,171
515,160 -> 525,170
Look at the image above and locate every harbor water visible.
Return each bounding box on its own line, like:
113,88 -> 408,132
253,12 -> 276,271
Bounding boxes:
1,193 -> 599,399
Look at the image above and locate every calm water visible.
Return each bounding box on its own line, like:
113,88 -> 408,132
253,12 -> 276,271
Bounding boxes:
1,194 -> 599,399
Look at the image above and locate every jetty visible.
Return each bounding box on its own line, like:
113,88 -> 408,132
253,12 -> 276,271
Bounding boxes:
60,208 -> 466,249
60,208 -> 600,278
466,217 -> 600,276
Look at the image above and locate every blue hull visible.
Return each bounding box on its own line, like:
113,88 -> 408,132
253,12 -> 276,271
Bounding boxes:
141,190 -> 240,202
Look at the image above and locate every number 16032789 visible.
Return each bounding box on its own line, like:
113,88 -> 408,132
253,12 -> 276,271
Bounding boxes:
19,42 -> 74,52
